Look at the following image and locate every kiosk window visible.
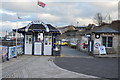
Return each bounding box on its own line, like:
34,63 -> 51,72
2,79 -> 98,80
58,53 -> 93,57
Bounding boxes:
35,33 -> 43,42
29,38 -> 32,44
44,35 -> 52,45
45,37 -> 48,45
26,36 -> 28,43
26,35 -> 32,44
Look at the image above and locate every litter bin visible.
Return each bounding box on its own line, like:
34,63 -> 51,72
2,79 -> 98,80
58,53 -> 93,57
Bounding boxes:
53,46 -> 60,56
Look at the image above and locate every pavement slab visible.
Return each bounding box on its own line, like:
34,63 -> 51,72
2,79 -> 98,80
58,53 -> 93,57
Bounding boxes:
2,55 -> 99,78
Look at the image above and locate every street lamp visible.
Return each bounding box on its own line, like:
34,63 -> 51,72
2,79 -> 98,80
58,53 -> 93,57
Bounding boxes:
77,21 -> 79,27
15,13 -> 21,58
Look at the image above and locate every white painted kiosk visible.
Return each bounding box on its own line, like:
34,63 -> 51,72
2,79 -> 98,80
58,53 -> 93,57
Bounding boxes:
13,21 -> 60,56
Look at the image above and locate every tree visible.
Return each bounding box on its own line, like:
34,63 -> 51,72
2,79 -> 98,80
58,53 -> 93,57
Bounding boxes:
93,13 -> 104,26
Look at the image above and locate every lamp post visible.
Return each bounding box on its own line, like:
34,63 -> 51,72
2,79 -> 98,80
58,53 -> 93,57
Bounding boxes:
15,18 -> 18,58
15,14 -> 21,58
77,21 -> 79,27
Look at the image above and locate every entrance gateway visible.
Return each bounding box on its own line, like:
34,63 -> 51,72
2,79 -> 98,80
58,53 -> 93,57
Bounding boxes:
13,21 -> 60,56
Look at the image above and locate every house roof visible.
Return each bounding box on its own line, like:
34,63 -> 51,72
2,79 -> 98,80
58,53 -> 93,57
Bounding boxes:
92,26 -> 119,33
75,27 -> 86,30
85,21 -> 120,34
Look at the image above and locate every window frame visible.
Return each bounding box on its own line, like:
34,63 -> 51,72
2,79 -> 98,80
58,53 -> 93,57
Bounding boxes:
102,36 -> 113,48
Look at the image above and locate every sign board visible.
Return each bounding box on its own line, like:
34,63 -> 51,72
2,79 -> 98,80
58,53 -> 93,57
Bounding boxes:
85,34 -> 91,38
32,21 -> 41,24
95,34 -> 100,39
94,42 -> 100,49
38,33 -> 43,41
0,46 -> 8,61
99,46 -> 106,54
9,46 -> 16,58
26,21 -> 42,32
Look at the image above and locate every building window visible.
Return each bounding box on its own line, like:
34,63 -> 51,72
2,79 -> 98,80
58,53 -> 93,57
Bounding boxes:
102,36 -> 113,47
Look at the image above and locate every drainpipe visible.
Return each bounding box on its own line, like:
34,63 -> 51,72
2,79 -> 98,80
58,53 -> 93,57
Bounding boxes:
32,32 -> 34,55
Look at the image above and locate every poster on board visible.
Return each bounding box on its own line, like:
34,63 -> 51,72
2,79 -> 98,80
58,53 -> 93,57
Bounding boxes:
99,46 -> 106,54
9,46 -> 16,58
0,46 -> 8,62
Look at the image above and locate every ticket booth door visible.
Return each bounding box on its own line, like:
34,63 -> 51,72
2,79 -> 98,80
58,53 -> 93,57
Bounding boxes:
34,33 -> 43,55
25,35 -> 32,54
44,34 -> 52,55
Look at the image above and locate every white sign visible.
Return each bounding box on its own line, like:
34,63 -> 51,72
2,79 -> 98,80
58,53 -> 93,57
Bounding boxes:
38,33 -> 43,40
85,34 -> 91,38
99,46 -> 106,54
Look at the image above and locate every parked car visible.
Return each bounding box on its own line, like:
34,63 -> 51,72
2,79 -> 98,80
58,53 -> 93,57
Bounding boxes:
61,41 -> 68,46
54,41 -> 68,46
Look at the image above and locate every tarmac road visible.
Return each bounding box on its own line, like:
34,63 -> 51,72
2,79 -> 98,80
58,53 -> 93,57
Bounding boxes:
60,46 -> 93,58
54,46 -> 119,79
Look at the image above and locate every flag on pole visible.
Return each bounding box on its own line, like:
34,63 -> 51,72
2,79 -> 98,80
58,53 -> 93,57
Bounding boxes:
37,1 -> 46,8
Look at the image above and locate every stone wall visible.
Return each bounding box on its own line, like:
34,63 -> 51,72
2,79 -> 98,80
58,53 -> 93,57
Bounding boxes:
92,34 -> 102,54
92,33 -> 119,54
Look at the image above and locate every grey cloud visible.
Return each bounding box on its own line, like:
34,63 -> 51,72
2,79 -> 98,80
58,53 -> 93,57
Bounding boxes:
1,2 -> 118,27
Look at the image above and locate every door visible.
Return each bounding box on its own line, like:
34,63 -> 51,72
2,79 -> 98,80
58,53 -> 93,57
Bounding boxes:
44,34 -> 52,55
25,35 -> 32,54
34,33 -> 43,55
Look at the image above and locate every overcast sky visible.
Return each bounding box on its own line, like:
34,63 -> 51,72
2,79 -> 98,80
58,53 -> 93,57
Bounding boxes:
0,0 -> 119,36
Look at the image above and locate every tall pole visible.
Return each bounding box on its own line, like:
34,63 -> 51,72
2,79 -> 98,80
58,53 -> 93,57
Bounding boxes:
15,13 -> 20,58
6,31 -> 7,40
6,31 -> 7,36
15,18 -> 18,58
77,21 -> 79,27
108,15 -> 111,24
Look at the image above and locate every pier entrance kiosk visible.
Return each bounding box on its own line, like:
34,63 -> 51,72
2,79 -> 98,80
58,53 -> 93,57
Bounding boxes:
14,21 -> 60,56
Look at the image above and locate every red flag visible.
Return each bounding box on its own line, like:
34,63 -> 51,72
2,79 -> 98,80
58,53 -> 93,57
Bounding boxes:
37,1 -> 46,8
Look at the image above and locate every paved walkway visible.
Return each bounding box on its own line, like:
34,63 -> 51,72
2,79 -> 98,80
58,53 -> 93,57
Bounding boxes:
94,54 -> 119,58
2,55 -> 98,78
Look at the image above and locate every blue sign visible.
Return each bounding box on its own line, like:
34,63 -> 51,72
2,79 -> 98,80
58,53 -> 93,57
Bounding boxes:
99,46 -> 106,54
9,47 -> 16,58
94,43 -> 100,49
